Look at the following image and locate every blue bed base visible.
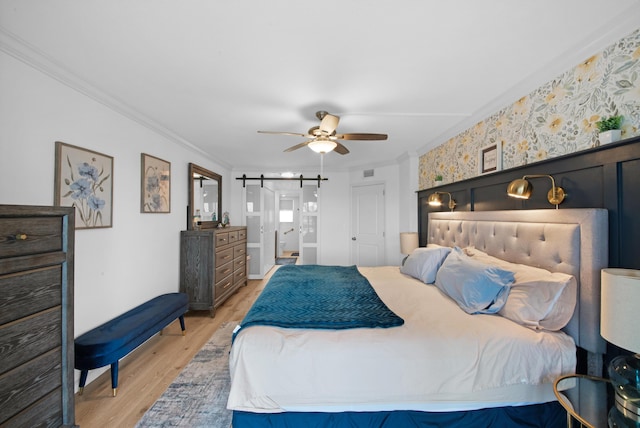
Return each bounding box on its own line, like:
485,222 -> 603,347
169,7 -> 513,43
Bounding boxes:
232,401 -> 565,427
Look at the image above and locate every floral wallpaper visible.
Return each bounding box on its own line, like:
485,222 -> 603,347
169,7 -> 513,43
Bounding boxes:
419,28 -> 640,190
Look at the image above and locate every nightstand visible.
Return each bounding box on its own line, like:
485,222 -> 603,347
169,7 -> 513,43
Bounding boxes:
554,374 -> 638,428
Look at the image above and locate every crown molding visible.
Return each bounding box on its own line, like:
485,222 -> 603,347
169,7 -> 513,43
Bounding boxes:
417,7 -> 640,156
0,25 -> 231,170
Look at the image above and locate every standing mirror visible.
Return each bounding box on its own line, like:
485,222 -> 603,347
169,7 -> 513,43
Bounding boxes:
188,163 -> 222,230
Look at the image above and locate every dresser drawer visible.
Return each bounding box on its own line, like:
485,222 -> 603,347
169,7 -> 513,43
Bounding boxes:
234,266 -> 246,284
215,261 -> 233,282
215,247 -> 234,267
234,245 -> 246,259
238,228 -> 247,240
0,347 -> 62,423
0,217 -> 63,259
215,275 -> 234,298
228,230 -> 239,244
215,232 -> 229,247
0,308 -> 61,375
233,255 -> 246,271
0,266 -> 62,325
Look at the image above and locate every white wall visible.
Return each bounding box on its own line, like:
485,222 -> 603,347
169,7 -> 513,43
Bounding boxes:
1,48 -> 417,389
398,153 -> 420,234
229,164 -> 416,269
229,169 -> 354,266
0,51 -> 230,388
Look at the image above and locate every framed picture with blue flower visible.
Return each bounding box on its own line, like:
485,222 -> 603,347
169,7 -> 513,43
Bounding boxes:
141,153 -> 171,213
55,141 -> 114,229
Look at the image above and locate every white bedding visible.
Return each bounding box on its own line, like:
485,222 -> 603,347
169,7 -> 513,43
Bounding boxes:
228,266 -> 576,413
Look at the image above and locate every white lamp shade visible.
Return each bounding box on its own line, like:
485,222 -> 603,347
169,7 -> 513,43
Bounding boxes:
400,232 -> 419,255
601,268 -> 640,354
308,139 -> 337,153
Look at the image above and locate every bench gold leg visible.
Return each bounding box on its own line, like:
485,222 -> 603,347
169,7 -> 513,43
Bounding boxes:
78,387 -> 84,395
113,388 -> 117,397
182,330 -> 186,336
160,329 -> 163,336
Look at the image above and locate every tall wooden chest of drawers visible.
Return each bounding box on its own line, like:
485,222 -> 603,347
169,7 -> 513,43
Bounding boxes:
179,227 -> 247,317
0,205 -> 76,427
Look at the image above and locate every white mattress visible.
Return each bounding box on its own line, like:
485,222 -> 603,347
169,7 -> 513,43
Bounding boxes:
227,266 -> 576,413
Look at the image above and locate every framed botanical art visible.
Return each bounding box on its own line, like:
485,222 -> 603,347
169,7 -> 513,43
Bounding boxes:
478,142 -> 502,174
54,141 -> 114,229
141,153 -> 171,213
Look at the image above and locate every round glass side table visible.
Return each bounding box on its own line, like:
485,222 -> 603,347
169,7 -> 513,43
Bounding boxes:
554,374 -> 610,428
554,374 -> 640,428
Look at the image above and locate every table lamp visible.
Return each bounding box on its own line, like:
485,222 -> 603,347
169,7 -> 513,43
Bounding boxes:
601,268 -> 640,423
400,232 -> 419,265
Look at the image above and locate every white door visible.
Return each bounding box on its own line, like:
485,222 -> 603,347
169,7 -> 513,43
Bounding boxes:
351,183 -> 385,266
244,184 -> 275,279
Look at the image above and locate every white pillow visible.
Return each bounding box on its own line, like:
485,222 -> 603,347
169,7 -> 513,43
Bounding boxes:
400,245 -> 451,283
463,247 -> 577,331
434,247 -> 514,314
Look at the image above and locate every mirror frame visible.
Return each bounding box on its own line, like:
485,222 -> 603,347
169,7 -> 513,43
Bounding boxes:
188,163 -> 222,230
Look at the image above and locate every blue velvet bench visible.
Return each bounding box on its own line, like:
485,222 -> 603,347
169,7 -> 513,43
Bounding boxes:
74,292 -> 189,396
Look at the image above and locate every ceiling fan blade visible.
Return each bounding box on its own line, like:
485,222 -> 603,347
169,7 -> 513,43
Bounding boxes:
258,130 -> 309,137
284,140 -> 313,152
334,142 -> 350,155
334,133 -> 388,141
319,113 -> 339,135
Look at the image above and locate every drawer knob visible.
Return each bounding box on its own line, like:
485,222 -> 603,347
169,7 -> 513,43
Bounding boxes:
14,233 -> 28,240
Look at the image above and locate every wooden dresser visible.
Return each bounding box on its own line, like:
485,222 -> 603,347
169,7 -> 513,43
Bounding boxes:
0,205 -> 76,427
179,226 -> 247,317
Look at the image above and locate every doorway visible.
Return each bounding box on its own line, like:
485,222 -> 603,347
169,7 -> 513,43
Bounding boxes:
276,190 -> 300,265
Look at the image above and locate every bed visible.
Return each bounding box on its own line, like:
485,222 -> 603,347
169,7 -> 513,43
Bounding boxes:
228,209 -> 608,427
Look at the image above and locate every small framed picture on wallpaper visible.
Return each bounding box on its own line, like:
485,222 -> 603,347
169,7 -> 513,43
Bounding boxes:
54,141 -> 114,229
141,153 -> 171,213
478,142 -> 502,174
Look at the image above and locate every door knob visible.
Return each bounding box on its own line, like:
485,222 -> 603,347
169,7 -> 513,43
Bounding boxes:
352,237 -> 356,241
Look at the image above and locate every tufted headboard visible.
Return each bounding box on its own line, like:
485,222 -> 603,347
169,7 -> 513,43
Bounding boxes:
427,209 -> 608,357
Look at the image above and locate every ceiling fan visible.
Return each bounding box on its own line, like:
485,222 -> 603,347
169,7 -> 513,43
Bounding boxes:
258,111 -> 388,155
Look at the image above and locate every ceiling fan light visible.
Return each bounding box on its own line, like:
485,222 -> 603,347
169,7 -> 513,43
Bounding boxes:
308,139 -> 337,154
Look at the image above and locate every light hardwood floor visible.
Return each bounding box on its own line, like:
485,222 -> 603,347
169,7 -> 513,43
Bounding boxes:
74,274 -> 270,427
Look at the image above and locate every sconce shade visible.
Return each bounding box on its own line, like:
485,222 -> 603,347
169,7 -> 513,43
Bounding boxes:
400,232 -> 419,255
601,268 -> 640,420
427,192 -> 456,211
427,193 -> 443,206
308,138 -> 337,154
506,178 -> 532,199
506,174 -> 566,208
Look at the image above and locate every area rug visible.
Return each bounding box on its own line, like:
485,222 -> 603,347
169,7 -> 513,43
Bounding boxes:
275,257 -> 297,265
135,322 -> 237,428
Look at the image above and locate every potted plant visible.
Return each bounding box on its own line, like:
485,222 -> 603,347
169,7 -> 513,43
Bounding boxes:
434,174 -> 443,184
596,115 -> 623,145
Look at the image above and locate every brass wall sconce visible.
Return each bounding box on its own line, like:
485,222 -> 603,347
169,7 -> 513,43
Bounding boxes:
428,192 -> 456,211
506,174 -> 566,208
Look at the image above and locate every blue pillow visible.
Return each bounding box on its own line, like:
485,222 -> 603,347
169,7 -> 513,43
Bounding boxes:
435,247 -> 514,314
400,245 -> 451,283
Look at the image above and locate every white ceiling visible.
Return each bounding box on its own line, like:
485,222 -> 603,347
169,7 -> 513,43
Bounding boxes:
2,1 -> 639,173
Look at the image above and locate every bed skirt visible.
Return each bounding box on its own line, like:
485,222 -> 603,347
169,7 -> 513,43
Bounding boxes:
232,402 -> 565,428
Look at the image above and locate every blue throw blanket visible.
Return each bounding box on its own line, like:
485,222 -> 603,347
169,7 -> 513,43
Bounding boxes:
234,265 -> 403,340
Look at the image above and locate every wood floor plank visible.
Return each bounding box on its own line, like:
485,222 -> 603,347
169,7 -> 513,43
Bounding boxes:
74,275 -> 269,427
